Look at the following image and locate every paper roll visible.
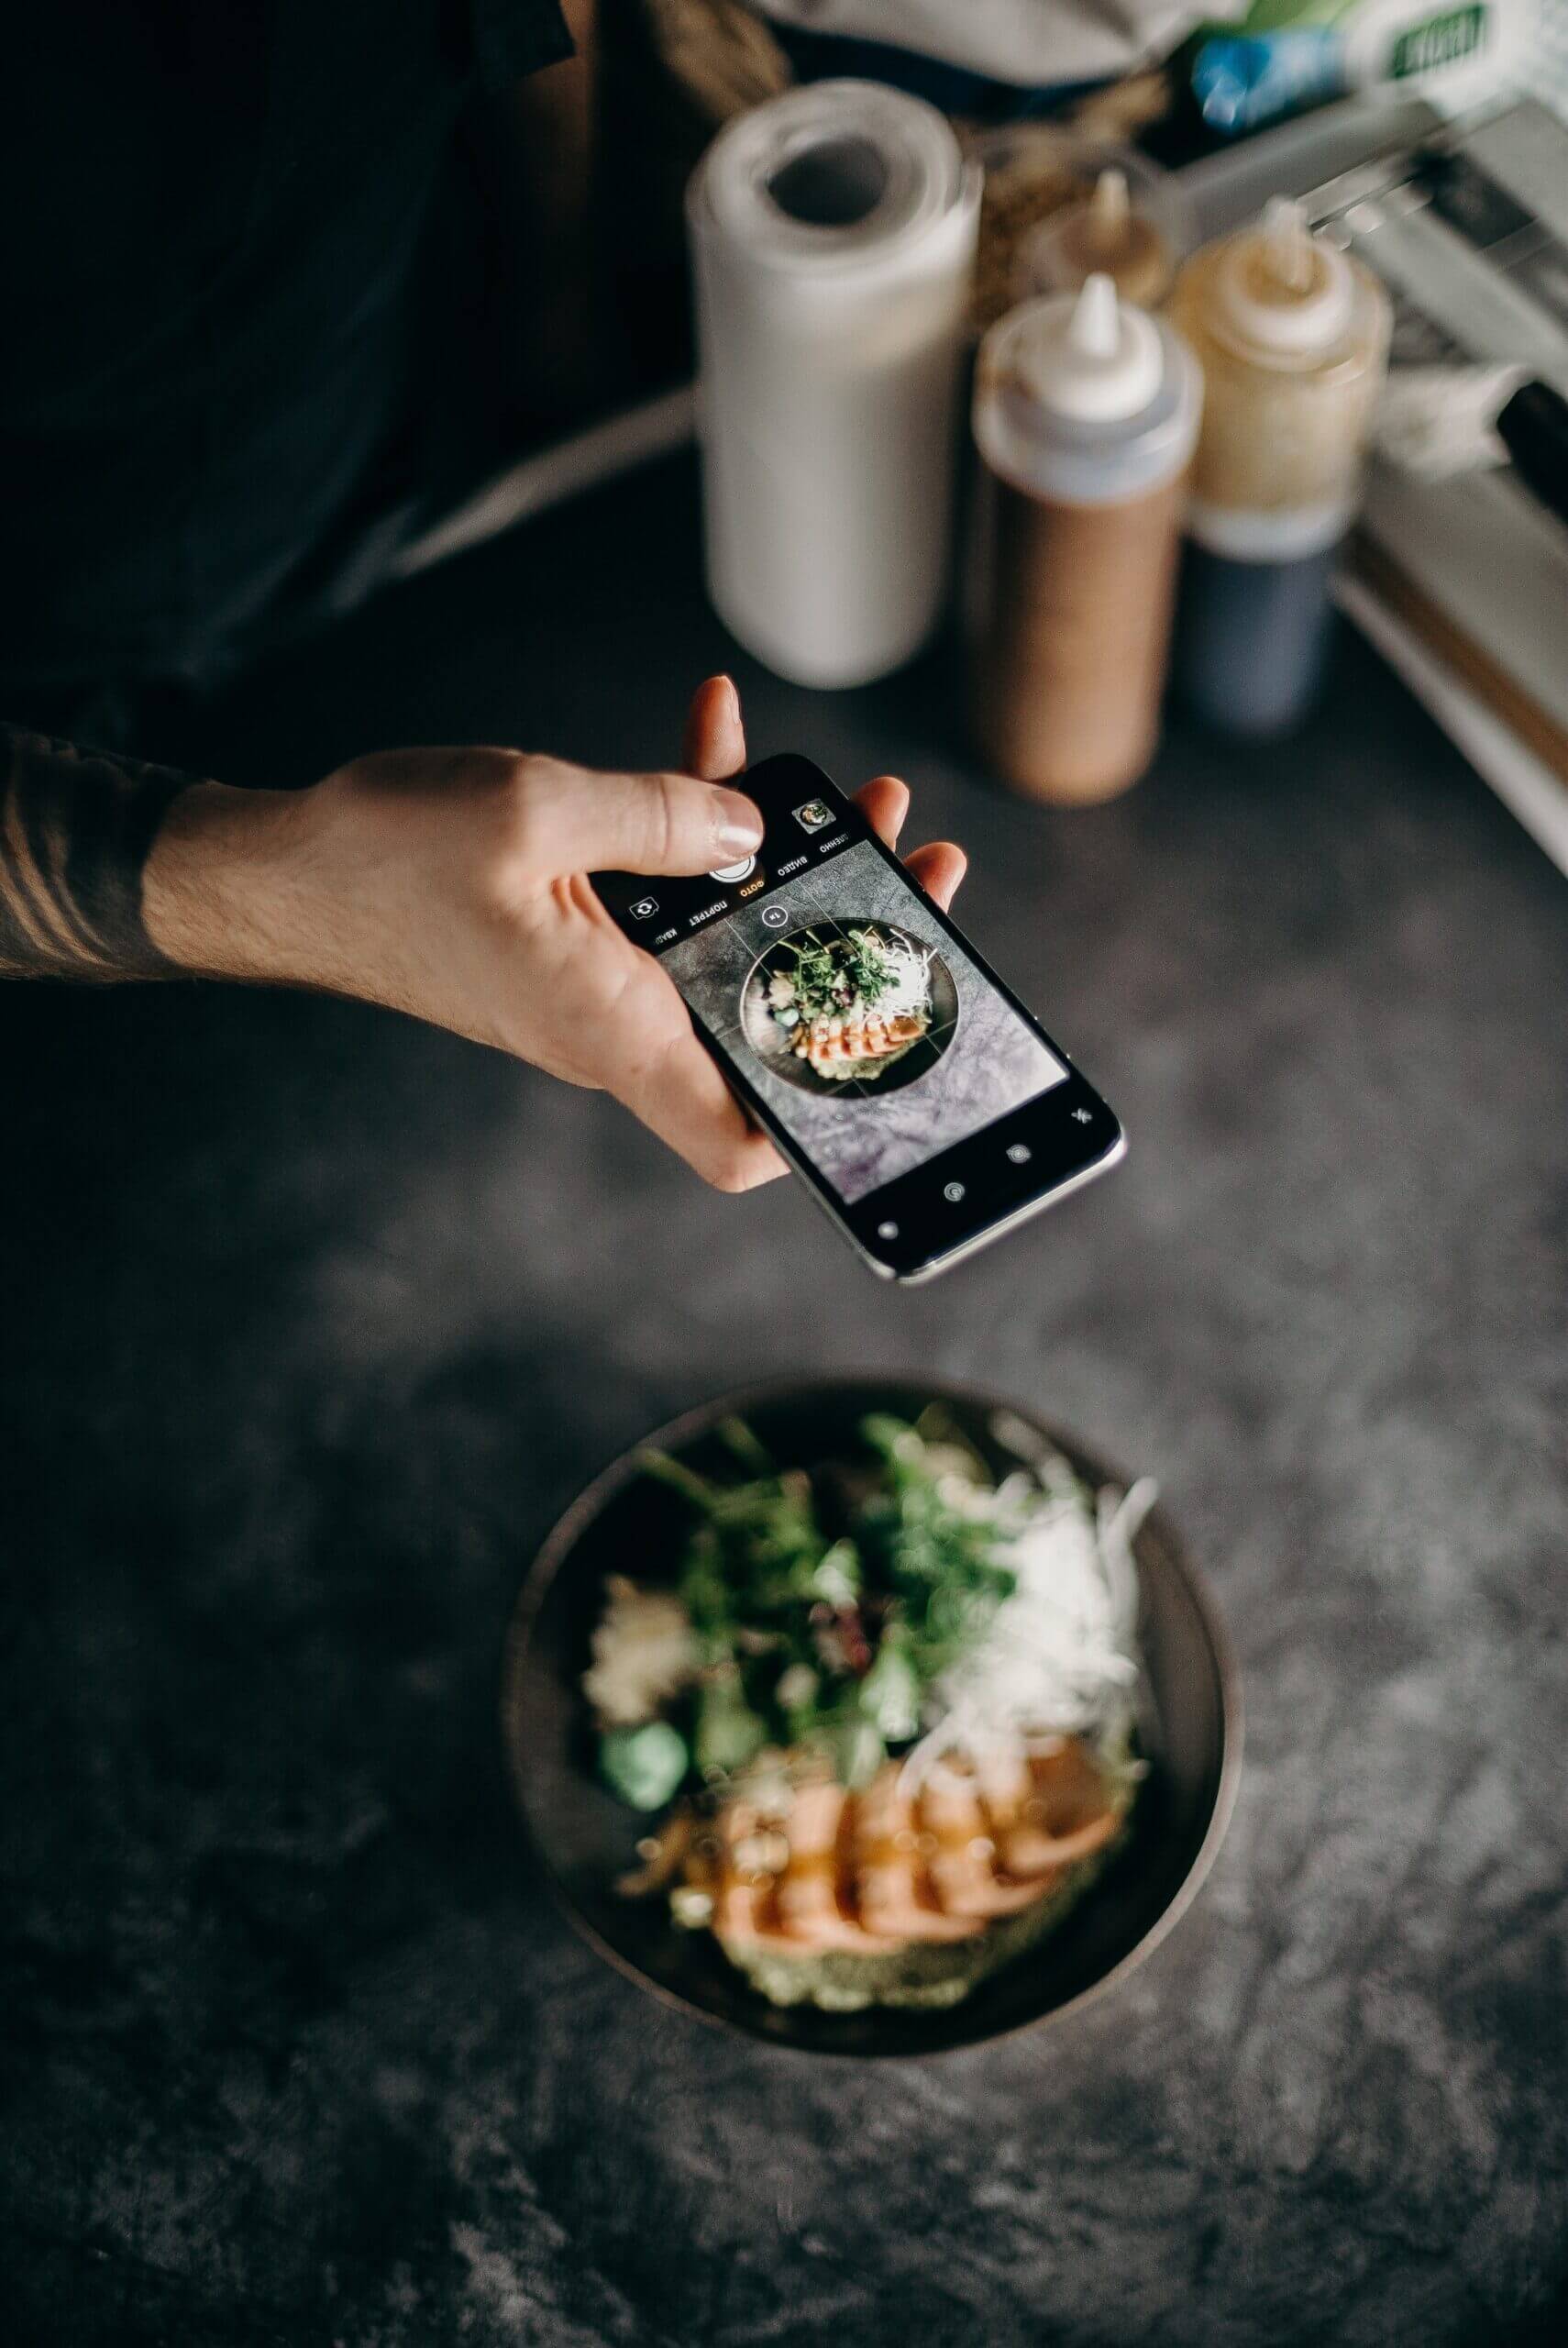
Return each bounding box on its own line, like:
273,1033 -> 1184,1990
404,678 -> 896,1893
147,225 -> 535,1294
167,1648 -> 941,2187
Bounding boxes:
688,81 -> 980,689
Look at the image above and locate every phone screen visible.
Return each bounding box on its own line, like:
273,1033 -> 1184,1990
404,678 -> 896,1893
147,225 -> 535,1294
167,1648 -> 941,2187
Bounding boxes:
594,754 -> 1121,1278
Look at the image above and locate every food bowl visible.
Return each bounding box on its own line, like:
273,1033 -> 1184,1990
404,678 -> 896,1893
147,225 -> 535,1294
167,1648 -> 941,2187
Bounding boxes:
738,922 -> 960,1096
501,1378 -> 1240,2057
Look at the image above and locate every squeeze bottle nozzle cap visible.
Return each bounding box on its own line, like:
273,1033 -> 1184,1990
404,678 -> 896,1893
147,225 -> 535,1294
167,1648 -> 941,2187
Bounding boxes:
1017,273 -> 1165,423
1263,195 -> 1314,292
1090,169 -> 1132,242
1214,195 -> 1353,359
1072,271 -> 1120,360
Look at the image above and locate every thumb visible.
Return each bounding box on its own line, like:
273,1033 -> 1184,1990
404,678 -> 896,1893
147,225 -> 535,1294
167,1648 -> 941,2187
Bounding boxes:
541,761 -> 763,878
683,674 -> 746,781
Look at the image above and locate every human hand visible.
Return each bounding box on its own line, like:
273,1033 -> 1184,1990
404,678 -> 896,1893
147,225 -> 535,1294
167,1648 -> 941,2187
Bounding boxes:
147,678 -> 966,1190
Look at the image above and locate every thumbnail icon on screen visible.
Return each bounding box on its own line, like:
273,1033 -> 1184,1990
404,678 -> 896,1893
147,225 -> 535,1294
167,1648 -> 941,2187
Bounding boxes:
793,798 -> 834,834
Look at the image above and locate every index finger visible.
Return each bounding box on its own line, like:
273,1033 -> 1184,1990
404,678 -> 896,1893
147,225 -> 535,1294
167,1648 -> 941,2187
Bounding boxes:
683,676 -> 747,782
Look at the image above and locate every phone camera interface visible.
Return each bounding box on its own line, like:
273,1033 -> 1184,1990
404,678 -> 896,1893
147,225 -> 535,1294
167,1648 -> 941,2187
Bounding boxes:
792,798 -> 834,833
657,829 -> 1067,1206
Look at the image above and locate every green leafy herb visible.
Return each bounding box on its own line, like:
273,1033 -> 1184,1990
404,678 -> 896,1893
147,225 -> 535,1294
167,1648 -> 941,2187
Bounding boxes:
600,1415 -> 1024,1806
818,1711 -> 887,1790
778,930 -> 897,1024
857,1633 -> 922,1743
693,1673 -> 768,1778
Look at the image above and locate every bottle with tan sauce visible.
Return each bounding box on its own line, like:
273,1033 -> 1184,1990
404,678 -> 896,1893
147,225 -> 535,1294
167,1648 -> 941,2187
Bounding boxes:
967,272 -> 1202,803
1021,162 -> 1187,312
1168,197 -> 1391,737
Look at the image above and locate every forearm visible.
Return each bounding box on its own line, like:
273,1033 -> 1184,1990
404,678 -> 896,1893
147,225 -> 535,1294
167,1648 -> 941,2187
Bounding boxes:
0,722 -> 302,984
0,681 -> 950,1193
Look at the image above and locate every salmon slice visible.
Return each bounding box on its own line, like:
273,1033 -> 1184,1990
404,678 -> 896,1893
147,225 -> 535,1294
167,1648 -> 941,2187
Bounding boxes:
712,1800 -> 796,1953
853,1766 -> 980,1944
795,1011 -> 928,1074
971,1742 -> 1032,1835
672,1737 -> 1119,1957
917,1767 -> 1053,1920
770,1780 -> 899,1954
1003,1741 -> 1121,1875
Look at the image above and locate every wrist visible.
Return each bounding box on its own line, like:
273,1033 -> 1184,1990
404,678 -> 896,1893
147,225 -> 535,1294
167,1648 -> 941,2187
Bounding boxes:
142,781 -> 320,986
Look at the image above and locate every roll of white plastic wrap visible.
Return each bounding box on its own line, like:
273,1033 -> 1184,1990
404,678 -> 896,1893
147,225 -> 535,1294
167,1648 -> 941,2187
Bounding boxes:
688,81 -> 980,689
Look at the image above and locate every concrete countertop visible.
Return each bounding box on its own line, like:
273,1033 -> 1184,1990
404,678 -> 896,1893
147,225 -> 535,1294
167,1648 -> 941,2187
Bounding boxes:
3,452 -> 1564,2346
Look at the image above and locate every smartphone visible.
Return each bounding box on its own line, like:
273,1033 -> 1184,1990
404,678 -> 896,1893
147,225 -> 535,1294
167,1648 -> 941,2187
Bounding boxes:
593,753 -> 1123,1281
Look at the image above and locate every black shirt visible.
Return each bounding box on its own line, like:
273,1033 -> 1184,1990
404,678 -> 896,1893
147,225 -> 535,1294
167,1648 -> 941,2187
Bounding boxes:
0,3 -> 571,718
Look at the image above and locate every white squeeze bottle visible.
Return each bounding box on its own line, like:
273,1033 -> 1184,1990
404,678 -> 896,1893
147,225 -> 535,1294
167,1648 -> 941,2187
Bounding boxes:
967,273 -> 1203,803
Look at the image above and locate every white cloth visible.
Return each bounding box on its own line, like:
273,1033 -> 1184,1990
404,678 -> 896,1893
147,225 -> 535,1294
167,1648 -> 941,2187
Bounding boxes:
751,1 -> 1237,90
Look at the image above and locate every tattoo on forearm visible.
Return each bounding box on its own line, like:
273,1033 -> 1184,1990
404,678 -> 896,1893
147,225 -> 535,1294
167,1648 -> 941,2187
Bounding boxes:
0,726 -> 190,979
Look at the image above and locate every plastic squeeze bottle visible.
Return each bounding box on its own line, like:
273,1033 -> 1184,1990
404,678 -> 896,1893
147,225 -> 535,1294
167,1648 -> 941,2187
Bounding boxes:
1023,166 -> 1180,311
1167,197 -> 1391,736
967,273 -> 1202,803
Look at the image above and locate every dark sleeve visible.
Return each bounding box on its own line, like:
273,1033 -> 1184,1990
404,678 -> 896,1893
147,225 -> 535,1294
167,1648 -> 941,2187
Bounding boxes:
470,0 -> 576,90
0,725 -> 193,980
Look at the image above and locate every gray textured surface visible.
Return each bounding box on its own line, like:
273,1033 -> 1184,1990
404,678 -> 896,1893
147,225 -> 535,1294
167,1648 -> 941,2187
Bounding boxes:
1,452 -> 1564,2345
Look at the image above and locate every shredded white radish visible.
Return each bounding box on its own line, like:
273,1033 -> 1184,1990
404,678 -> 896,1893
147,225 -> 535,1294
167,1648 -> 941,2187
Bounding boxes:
900,1445 -> 1155,1793
851,927 -> 936,1022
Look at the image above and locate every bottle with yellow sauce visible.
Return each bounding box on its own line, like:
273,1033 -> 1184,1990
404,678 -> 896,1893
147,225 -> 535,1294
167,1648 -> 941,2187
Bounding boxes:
1168,197 -> 1391,737
1023,164 -> 1186,312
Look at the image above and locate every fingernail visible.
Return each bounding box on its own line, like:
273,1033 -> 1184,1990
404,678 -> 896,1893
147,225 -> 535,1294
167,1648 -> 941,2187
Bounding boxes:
718,674 -> 740,718
712,789 -> 764,857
